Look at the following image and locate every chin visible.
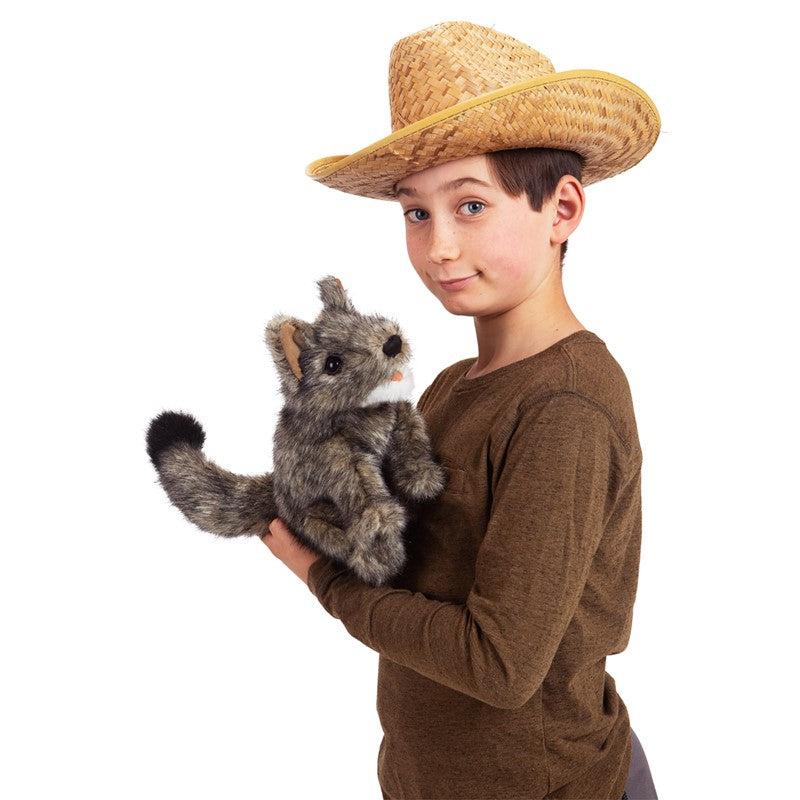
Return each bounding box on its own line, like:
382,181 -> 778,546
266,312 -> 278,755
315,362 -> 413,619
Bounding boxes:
440,300 -> 479,318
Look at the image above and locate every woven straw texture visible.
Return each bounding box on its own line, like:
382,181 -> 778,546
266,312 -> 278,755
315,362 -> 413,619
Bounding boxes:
305,21 -> 660,201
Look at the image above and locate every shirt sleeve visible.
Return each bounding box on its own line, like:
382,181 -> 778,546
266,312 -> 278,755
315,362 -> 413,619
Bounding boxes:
306,391 -> 628,708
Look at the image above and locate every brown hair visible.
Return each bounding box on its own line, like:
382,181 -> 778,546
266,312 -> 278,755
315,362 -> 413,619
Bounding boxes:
484,148 -> 586,269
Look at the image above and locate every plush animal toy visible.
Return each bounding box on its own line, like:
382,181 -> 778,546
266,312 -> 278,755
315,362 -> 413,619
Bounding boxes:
145,275 -> 446,586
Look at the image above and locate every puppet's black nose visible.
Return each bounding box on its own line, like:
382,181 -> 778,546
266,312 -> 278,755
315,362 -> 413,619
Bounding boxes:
383,334 -> 402,357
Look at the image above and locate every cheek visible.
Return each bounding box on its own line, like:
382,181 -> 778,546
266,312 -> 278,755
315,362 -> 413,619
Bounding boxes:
479,223 -> 541,281
405,234 -> 422,262
406,239 -> 431,278
480,238 -> 531,283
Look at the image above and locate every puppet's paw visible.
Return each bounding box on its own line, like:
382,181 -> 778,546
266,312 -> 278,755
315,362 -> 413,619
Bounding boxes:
146,410 -> 205,468
369,527 -> 407,581
402,460 -> 447,501
348,502 -> 407,585
353,535 -> 406,586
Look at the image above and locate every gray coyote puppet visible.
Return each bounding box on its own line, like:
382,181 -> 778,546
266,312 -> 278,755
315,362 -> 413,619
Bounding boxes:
145,275 -> 447,586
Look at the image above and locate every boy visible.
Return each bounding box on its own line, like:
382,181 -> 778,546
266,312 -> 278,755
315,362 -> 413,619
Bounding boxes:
263,20 -> 659,800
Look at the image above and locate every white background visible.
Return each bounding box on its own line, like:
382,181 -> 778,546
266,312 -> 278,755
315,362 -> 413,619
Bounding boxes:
2,2 -> 797,798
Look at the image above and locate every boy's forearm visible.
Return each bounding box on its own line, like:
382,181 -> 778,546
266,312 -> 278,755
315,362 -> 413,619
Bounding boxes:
307,556 -> 536,709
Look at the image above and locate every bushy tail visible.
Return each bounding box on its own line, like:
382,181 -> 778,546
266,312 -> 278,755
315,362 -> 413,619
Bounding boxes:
146,410 -> 276,538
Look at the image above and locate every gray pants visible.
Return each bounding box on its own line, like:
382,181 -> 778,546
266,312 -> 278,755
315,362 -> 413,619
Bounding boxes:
379,727 -> 658,799
621,728 -> 658,800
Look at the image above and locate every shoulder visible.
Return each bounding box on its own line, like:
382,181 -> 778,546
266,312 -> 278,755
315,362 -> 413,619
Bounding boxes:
517,390 -> 621,443
501,391 -> 638,477
547,333 -> 641,460
558,334 -> 634,406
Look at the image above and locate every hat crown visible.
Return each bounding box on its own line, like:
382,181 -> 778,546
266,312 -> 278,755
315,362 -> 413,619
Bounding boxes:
388,21 -> 555,131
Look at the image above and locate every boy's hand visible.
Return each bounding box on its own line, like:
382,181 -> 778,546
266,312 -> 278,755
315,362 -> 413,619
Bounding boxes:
261,517 -> 322,586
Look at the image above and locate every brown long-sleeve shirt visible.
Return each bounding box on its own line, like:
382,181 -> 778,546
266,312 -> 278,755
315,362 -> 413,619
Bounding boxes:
307,329 -> 643,800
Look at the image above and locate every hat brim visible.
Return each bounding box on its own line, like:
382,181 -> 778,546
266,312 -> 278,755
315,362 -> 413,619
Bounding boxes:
305,69 -> 660,201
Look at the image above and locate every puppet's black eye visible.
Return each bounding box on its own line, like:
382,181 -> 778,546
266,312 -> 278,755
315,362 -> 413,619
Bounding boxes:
323,354 -> 343,375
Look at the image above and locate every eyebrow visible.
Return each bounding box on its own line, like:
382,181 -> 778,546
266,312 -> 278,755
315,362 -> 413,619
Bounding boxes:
395,176 -> 494,198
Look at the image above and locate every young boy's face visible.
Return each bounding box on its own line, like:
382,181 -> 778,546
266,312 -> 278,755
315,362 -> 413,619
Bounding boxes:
394,154 -> 575,318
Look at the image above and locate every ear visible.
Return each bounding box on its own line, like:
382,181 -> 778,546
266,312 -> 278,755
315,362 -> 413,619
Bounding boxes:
264,313 -> 315,387
317,274 -> 356,313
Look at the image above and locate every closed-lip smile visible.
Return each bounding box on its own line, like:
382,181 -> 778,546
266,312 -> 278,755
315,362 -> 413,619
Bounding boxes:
439,272 -> 478,290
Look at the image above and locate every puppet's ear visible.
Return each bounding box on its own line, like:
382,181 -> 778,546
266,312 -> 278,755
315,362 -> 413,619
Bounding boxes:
317,274 -> 356,313
264,313 -> 314,386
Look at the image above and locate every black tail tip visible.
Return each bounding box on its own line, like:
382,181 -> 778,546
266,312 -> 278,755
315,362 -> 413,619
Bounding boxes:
146,410 -> 205,468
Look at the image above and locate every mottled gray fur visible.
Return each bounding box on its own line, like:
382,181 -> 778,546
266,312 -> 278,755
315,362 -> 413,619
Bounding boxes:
146,275 -> 446,585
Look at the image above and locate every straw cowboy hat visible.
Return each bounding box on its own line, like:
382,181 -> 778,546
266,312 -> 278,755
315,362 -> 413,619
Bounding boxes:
305,20 -> 661,201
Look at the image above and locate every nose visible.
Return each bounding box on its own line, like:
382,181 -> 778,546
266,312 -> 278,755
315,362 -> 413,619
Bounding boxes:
383,334 -> 402,357
426,223 -> 460,264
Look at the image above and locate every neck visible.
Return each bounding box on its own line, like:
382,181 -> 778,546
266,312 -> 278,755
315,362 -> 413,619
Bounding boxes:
469,262 -> 585,378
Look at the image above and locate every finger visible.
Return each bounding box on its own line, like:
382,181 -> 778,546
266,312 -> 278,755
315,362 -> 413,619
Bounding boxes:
270,520 -> 288,538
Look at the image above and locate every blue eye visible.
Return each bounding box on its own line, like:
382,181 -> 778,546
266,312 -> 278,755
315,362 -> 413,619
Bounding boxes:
462,201 -> 485,215
403,201 -> 485,224
404,208 -> 428,223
